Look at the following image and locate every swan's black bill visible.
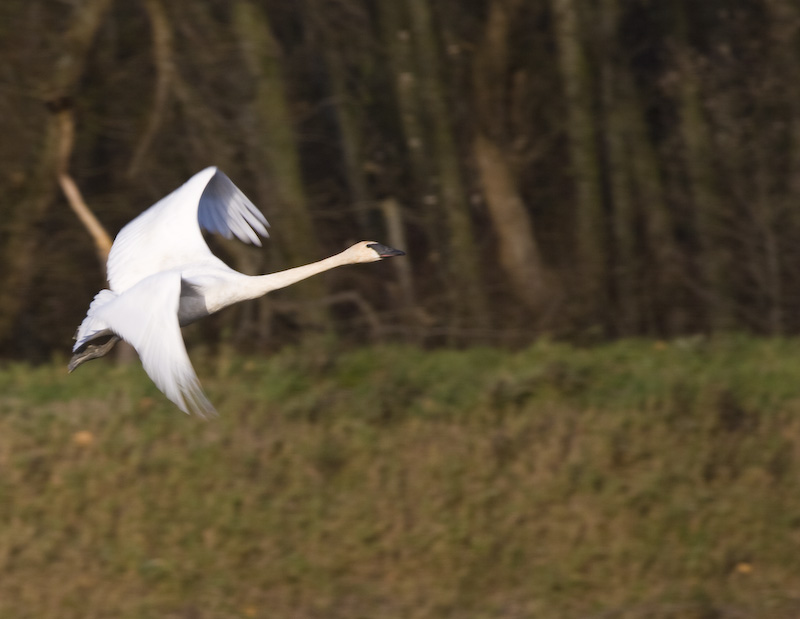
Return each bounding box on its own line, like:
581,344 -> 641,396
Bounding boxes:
368,243 -> 406,258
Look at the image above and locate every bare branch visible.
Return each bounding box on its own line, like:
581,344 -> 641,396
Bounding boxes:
55,107 -> 112,269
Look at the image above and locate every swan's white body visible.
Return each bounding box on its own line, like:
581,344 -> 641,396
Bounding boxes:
72,167 -> 404,416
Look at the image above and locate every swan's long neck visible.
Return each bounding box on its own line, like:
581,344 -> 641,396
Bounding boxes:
243,251 -> 353,300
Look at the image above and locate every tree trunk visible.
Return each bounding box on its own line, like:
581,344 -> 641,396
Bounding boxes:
127,0 -> 175,178
623,85 -> 680,335
550,0 -> 608,330
233,1 -> 327,329
672,5 -> 732,331
474,133 -> 549,311
47,0 -> 115,101
0,120 -> 60,346
378,0 -> 437,241
597,19 -> 637,333
322,44 -> 373,236
749,0 -> 800,334
0,0 -> 113,346
472,0 -> 552,315
406,0 -> 490,329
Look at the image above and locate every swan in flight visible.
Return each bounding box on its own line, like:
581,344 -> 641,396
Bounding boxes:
69,167 -> 405,416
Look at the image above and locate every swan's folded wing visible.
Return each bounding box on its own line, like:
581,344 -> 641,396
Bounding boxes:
107,167 -> 269,292
94,271 -> 216,417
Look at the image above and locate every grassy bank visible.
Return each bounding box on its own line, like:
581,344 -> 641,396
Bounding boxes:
2,337 -> 800,618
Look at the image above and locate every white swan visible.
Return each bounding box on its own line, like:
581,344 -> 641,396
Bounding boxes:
70,167 -> 404,416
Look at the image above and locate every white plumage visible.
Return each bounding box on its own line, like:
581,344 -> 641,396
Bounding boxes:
71,167 -> 405,416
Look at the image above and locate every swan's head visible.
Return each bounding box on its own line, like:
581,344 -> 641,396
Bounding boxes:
346,241 -> 406,263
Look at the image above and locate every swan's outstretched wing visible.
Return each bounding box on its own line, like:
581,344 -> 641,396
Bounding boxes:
196,169 -> 269,245
107,167 -> 269,292
90,271 -> 216,417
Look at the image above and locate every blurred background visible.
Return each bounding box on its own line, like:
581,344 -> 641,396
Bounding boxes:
4,0 -> 800,360
3,1 -> 800,618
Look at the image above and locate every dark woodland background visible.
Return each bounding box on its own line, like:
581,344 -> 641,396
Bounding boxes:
2,0 -> 800,361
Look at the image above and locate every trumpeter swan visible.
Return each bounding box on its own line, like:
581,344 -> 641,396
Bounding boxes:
70,167 -> 404,416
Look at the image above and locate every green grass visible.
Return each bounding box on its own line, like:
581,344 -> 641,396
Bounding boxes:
2,337 -> 800,618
